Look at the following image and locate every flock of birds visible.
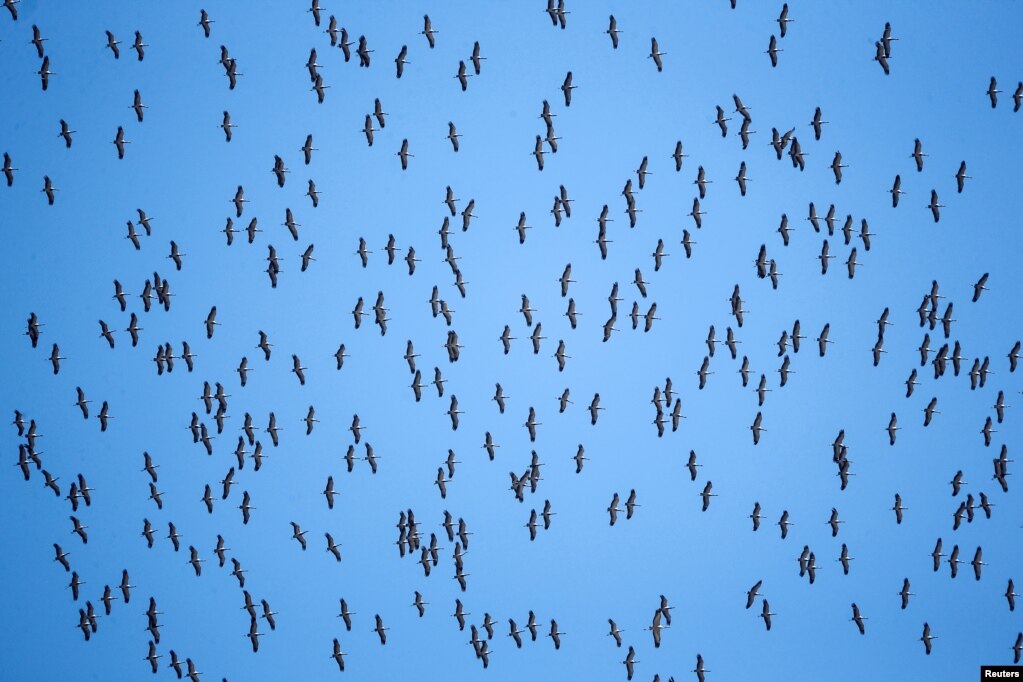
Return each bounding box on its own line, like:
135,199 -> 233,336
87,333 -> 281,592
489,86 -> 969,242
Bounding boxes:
5,1 -> 1023,679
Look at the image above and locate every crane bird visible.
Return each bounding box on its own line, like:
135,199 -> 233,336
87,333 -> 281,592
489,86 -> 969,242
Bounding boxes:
104,30 -> 121,58
548,619 -> 564,649
608,493 -> 622,526
607,619 -> 624,647
760,599 -> 776,630
700,480 -> 716,511
828,508 -> 844,536
956,161 -> 971,193
561,71 -> 576,106
766,34 -> 781,67
421,14 -> 438,48
291,355 -> 306,385
898,578 -> 915,610
1006,579 -> 1019,612
972,547 -> 987,581
735,161 -> 751,196
972,272 -> 989,302
920,622 -> 936,655
606,15 -> 621,49
988,76 -> 1002,108
397,139 -> 413,170
455,60 -> 471,91
890,174 -> 905,207
751,411 -> 765,444
911,138 -> 927,172
892,493 -> 907,524
874,40 -> 890,75
693,654 -> 711,682
831,151 -> 848,184
850,603 -> 867,635
469,41 -> 486,74
810,106 -> 827,140
648,38 -> 665,71
58,119 -> 76,148
746,580 -> 763,609
131,31 -> 147,61
928,189 -> 944,222
290,522 -> 308,550
447,395 -> 463,430
623,646 -> 639,680
438,119 -> 461,155
37,55 -> 55,91
3,153 -> 16,187
198,10 -> 214,37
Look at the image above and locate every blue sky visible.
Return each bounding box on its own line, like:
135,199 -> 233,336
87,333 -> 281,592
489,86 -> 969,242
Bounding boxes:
2,1 -> 1022,680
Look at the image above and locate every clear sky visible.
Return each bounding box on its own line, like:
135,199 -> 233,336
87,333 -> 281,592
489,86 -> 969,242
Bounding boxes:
2,1 -> 1022,680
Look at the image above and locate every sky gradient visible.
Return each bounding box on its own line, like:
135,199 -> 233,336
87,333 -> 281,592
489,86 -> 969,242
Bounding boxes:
2,1 -> 1022,680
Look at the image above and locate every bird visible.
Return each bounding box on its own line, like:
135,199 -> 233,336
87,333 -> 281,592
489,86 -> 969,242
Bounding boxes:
735,161 -> 750,196
988,76 -> 1002,108
325,532 -> 342,562
746,580 -> 763,609
455,60 -> 471,91
648,37 -> 666,71
58,119 -> 76,149
828,508 -> 844,536
291,522 -> 308,550
1006,580 -> 1019,612
606,15 -> 621,49
831,151 -> 848,184
911,138 -> 927,172
397,139 -> 413,170
97,401 -> 112,432
104,30 -> 121,58
131,31 -> 147,60
198,9 -> 214,37
955,161 -> 971,193
751,411 -> 765,444
608,493 -> 622,526
810,106 -> 827,140
928,189 -> 944,222
700,481 -> 716,511
374,614 -> 389,645
896,578 -> 915,610
3,153 -> 16,187
607,619 -> 624,647
686,451 -> 703,482
291,355 -> 306,385
875,40 -> 890,75
766,34 -> 781,67
38,55 -> 55,91
447,121 -> 461,152
890,174 -> 905,207
421,14 -> 438,48
921,623 -> 936,655
923,397 -> 940,426
533,135 -> 546,170
42,175 -> 58,205
561,71 -> 575,107
972,547 -> 987,580
469,41 -> 486,74
973,273 -> 989,302
760,599 -> 776,630
850,604 -> 867,635
188,546 -> 204,576
623,645 -> 639,680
